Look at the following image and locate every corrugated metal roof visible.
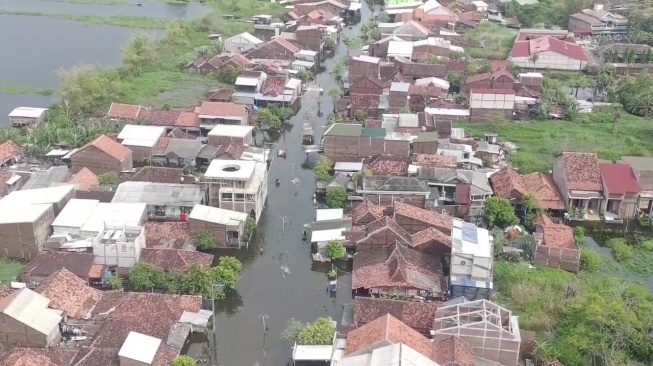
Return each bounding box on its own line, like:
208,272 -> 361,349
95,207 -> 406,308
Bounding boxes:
361,127 -> 386,137
0,288 -> 62,335
188,204 -> 248,226
324,123 -> 363,137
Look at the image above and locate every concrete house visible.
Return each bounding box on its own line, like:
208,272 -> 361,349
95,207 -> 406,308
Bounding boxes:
322,124 -> 411,162
204,159 -> 268,222
469,89 -> 515,123
112,182 -> 205,221
0,288 -> 63,348
621,156 -> 653,215
568,4 -> 628,37
532,215 -> 580,273
349,75 -> 385,95
51,199 -> 147,239
71,135 -> 133,175
19,251 -> 98,284
358,176 -> 430,208
194,101 -> 250,137
245,37 -> 300,61
8,107 -> 48,128
599,163 -> 640,220
207,125 -> 254,148
348,56 -> 381,79
224,32 -> 263,53
510,30 -> 587,71
449,219 -> 494,300
188,204 -> 249,248
463,69 -> 515,93
490,166 -> 565,215
117,125 -> 166,163
92,224 -> 146,267
552,152 -> 603,220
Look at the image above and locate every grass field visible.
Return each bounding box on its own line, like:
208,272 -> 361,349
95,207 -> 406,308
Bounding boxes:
0,258 -> 24,286
456,112 -> 653,173
463,22 -> 518,60
0,10 -> 171,28
0,86 -> 55,95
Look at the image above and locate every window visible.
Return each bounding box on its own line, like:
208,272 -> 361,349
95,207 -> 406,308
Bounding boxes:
180,206 -> 190,214
221,193 -> 233,201
235,193 -> 245,202
245,194 -> 255,201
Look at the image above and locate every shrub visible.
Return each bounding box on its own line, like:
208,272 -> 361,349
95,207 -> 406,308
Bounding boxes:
580,247 -> 602,272
326,240 -> 346,260
194,229 -> 216,251
171,355 -> 196,366
314,156 -> 333,182
326,186 -> 348,208
572,227 -> 585,245
641,239 -> 653,252
98,171 -> 119,185
607,238 -> 634,262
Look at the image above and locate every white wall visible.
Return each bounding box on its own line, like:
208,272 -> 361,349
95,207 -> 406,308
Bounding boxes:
511,50 -> 586,71
93,229 -> 145,267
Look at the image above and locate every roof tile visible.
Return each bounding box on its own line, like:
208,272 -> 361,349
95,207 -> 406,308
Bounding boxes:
599,163 -> 640,195
140,248 -> 214,272
394,201 -> 453,232
352,297 -> 438,333
35,268 -> 103,319
560,152 -> 602,191
78,135 -> 132,162
344,314 -> 433,357
0,140 -> 22,163
69,167 -> 100,191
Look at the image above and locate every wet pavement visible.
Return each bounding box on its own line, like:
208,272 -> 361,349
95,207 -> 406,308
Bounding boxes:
211,4 -> 375,366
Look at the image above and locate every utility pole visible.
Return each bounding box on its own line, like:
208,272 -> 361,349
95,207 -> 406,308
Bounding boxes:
259,315 -> 269,360
280,216 -> 289,231
210,283 -> 224,365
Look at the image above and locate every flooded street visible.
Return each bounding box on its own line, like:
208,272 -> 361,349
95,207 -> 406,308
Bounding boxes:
212,4 -> 374,366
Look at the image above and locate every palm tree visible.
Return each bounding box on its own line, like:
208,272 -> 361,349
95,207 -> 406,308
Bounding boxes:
328,88 -> 342,112
529,53 -> 539,71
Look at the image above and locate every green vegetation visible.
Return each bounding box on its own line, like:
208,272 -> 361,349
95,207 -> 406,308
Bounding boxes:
129,257 -> 242,298
0,11 -> 170,28
615,74 -> 653,117
281,317 -> 335,345
242,217 -> 256,244
98,171 -> 119,185
326,186 -> 348,208
327,270 -> 337,279
522,193 -> 543,228
483,197 -> 519,228
325,240 -> 346,260
495,261 -> 653,365
607,238 -> 635,262
464,22 -> 517,60
171,355 -> 197,366
194,229 -> 216,251
0,85 -> 54,95
256,106 -> 292,131
314,156 -> 334,182
0,258 -> 25,285
107,275 -> 124,290
217,65 -> 242,84
579,247 -> 602,272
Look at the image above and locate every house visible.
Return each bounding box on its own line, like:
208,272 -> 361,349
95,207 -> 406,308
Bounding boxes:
293,0 -> 347,18
112,181 -> 205,221
469,89 -> 515,123
124,166 -> 189,185
490,167 -> 565,215
449,219 -> 494,300
71,135 -> 133,175
34,268 -> 103,319
393,20 -> 431,40
349,75 -> 385,96
20,166 -> 70,190
411,132 -> 439,155
188,204 -> 250,248
139,109 -> 201,134
51,199 -> 147,239
359,176 -> 430,208
144,221 -> 190,249
417,167 -> 492,217
92,224 -> 146,267
322,124 -> 411,162
413,154 -> 458,168
117,125 -> 166,163
224,32 -> 263,53
8,107 -> 48,127
0,288 -> 63,347
510,31 -> 587,71
107,102 -> 147,120
68,167 -> 100,192
19,252 -> 100,285
0,171 -> 23,197
350,297 -> 439,335
568,4 -> 628,37
393,201 -> 453,235
152,137 -> 203,167
293,25 -> 325,52
245,37 -> 301,61
194,101 -> 250,136
408,0 -> 459,29
350,199 -> 386,225
532,215 -> 580,272
349,55 -> 381,79
433,299 -> 521,366
206,124 -> 252,151
204,159 -> 268,222
366,155 -> 411,176
185,52 -> 250,75
0,140 -> 22,168
552,152 -> 603,220
620,156 -> 653,215
140,248 -> 214,272
599,163 -> 640,220
463,69 -> 515,93
387,40 -> 414,60
412,37 -> 464,60
352,241 -> 447,299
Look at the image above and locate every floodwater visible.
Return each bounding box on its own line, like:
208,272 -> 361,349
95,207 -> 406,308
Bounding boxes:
0,0 -> 211,19
211,6 -> 374,366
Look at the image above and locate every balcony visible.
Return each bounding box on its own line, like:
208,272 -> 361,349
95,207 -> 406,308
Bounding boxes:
590,23 -> 628,35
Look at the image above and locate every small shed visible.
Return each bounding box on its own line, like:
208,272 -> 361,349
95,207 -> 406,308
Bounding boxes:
334,162 -> 363,174
8,107 -> 48,127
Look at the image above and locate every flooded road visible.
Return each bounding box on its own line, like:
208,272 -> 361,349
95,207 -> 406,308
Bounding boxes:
212,5 -> 374,366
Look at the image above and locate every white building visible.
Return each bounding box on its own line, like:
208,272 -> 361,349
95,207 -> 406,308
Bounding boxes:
224,32 -> 263,53
8,107 -> 48,127
450,219 -> 494,300
51,199 -> 147,238
119,332 -> 163,366
204,159 -> 268,222
117,124 -> 166,162
92,224 -> 145,267
510,32 -> 588,71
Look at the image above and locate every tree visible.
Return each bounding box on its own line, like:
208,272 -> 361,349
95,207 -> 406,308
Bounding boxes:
326,186 -> 348,208
297,317 -> 335,345
211,256 -> 242,291
171,355 -> 197,366
523,193 -> 543,228
326,240 -> 346,260
483,197 -> 519,228
314,156 -> 334,182
98,171 -> 119,185
122,34 -> 158,76
218,65 -> 242,84
328,88 -> 342,112
129,262 -> 166,290
377,11 -> 390,22
296,70 -> 311,83
58,65 -> 121,119
107,275 -> 123,290
529,53 -> 539,71
256,108 -> 283,130
573,226 -> 585,245
194,229 -> 216,251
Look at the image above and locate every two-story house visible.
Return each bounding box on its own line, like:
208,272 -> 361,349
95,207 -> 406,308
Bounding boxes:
552,152 -> 603,220
194,101 -> 250,137
599,163 -> 640,221
112,181 -> 205,221
569,4 -> 628,37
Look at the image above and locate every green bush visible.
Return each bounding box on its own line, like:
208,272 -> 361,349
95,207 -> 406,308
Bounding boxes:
607,238 -> 634,262
580,248 -> 602,272
326,186 -> 348,208
641,239 -> 653,252
326,240 -> 346,260
194,229 -> 216,251
98,171 -> 119,185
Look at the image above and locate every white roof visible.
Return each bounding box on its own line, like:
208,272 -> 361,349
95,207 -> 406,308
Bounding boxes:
311,229 -> 345,242
205,159 -> 257,180
235,77 -> 259,86
472,0 -> 488,6
118,125 -> 165,148
8,107 -> 48,118
0,203 -> 52,224
45,148 -> 72,157
52,199 -> 100,228
334,162 -> 363,172
518,72 -> 544,78
387,41 -> 413,58
316,209 -> 344,222
118,332 -> 161,365
297,49 -> 318,56
189,204 -> 248,226
0,288 -> 62,335
349,2 -> 362,10
385,8 -> 414,14
452,218 -> 492,258
293,60 -> 315,68
420,0 -> 442,12
208,124 -> 253,138
286,78 -> 302,90
293,345 -> 334,361
352,55 -> 380,64
80,202 -> 147,234
338,343 -> 439,366
425,107 -> 470,116
0,184 -> 74,206
230,31 -> 263,44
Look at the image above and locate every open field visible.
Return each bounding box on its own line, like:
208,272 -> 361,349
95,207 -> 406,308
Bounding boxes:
456,112 -> 653,173
0,10 -> 171,28
0,85 -> 54,95
0,258 -> 24,286
463,22 -> 518,60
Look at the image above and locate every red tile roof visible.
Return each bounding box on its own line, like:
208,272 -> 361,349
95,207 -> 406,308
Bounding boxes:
599,163 -> 640,194
511,36 -> 587,61
144,222 -> 190,249
0,140 -> 22,163
107,103 -> 145,119
78,135 -> 132,162
413,154 -> 458,168
352,297 -> 439,334
533,215 -> 575,249
69,167 -> 100,191
366,155 -> 412,176
139,109 -> 182,126
35,268 -> 102,319
344,314 -> 433,357
393,201 -> 453,232
432,335 -> 476,366
22,251 -> 96,280
140,248 -> 214,272
560,152 -> 602,191
522,172 -> 565,210
195,101 -> 248,119
261,75 -> 287,97
351,199 -> 385,224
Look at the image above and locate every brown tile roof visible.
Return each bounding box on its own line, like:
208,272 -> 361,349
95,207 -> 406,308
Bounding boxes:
22,252 -> 96,280
352,241 -> 446,292
560,152 -> 602,191
107,103 -> 145,119
69,167 -> 100,191
410,226 -> 451,249
344,314 -> 433,357
0,170 -> 15,196
413,154 -> 457,168
351,199 -> 385,224
401,63 -> 447,79
195,101 -> 248,119
167,128 -> 197,140
432,335 -> 476,366
489,166 -> 526,198
352,216 -> 412,246
72,347 -> 119,366
216,142 -> 247,160
533,215 -> 575,249
175,112 -> 199,127
144,222 -> 190,249
393,201 -> 453,232
157,136 -> 171,150
207,88 -> 235,102
36,268 -> 102,319
128,167 -> 185,184
366,155 -> 412,176
0,140 -> 22,163
261,75 -> 287,96
140,248 -> 214,272
522,172 -> 565,210
0,348 -> 58,366
353,297 -> 438,333
92,293 -> 201,348
78,135 -> 132,162
465,72 -> 491,84
139,109 -> 182,126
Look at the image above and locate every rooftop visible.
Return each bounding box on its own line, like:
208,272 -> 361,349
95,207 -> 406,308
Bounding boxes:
353,297 -> 439,333
208,124 -> 254,137
35,268 -> 102,319
351,199 -> 385,224
205,159 -> 258,180
0,140 -> 22,162
362,176 -> 429,192
107,103 -> 145,119
189,204 -> 248,226
394,201 -> 453,231
69,167 -> 100,191
118,125 -> 166,148
118,331 -> 161,364
599,163 -> 640,194
76,135 -> 132,162
451,219 -> 492,258
126,166 -> 187,185
195,101 -> 248,119
344,313 -> 433,357
324,123 -> 363,137
140,248 -> 214,273
0,288 -> 62,336
144,221 -> 190,249
8,107 -> 48,118
533,215 -> 575,249
560,152 -> 602,191
112,182 -> 204,207
22,251 -> 96,281
51,198 -> 100,228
